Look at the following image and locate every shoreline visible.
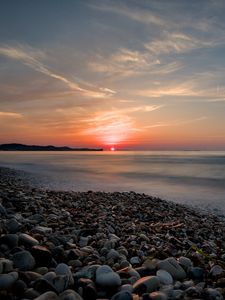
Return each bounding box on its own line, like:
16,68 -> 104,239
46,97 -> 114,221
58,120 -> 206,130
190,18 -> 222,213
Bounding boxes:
0,167 -> 225,299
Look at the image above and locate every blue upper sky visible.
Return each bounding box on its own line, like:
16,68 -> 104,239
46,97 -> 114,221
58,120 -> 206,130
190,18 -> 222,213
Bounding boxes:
0,0 -> 225,149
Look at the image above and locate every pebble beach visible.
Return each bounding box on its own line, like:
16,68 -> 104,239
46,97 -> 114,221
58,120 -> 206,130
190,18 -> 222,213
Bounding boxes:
0,167 -> 225,300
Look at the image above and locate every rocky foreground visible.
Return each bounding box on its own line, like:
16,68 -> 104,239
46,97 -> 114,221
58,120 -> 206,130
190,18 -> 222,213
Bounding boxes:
0,167 -> 225,300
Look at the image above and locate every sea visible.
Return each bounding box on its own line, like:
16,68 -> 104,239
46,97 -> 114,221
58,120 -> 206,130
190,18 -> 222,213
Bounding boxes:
0,151 -> 225,214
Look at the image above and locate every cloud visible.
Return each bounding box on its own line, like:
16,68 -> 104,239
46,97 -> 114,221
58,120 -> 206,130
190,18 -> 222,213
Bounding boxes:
88,47 -> 182,80
0,45 -> 115,99
0,111 -> 22,118
135,73 -> 225,99
144,117 -> 207,129
137,83 -> 199,98
111,48 -> 147,64
88,48 -> 151,78
124,105 -> 163,113
89,2 -> 169,27
173,116 -> 207,125
145,32 -> 214,55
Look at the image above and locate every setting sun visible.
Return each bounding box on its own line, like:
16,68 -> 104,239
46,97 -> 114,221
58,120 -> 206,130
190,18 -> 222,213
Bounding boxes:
110,147 -> 115,151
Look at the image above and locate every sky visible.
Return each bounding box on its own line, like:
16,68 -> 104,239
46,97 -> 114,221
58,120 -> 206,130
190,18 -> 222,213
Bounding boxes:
0,0 -> 225,150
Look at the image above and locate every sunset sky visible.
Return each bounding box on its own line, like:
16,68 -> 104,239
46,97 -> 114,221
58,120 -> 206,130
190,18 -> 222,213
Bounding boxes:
1,0 -> 225,150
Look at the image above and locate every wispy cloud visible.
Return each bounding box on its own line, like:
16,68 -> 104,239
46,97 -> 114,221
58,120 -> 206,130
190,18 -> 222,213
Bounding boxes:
111,48 -> 147,64
89,2 -> 169,27
0,111 -> 22,118
0,45 -> 115,98
88,48 -> 152,78
89,47 -> 182,80
137,82 -> 199,98
135,72 -> 225,99
144,117 -> 207,129
145,32 -> 214,55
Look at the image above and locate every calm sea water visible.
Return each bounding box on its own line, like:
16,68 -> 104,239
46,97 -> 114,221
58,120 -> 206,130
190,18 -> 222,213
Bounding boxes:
0,151 -> 225,213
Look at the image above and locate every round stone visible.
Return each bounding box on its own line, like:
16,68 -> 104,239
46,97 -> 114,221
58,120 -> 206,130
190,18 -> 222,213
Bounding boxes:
157,257 -> 186,280
120,284 -> 133,293
6,219 -> 21,233
203,288 -> 223,300
178,256 -> 193,270
79,236 -> 89,248
111,290 -> 133,300
31,245 -> 52,267
156,269 -> 173,285
96,265 -> 121,288
0,203 -> 7,216
19,233 -> 39,248
210,265 -> 224,277
0,258 -> 13,274
0,234 -> 18,249
82,284 -> 97,300
12,279 -> 27,297
107,249 -> 120,260
130,256 -> 141,265
32,226 -> 53,235
55,263 -> 73,286
0,271 -> 18,290
33,291 -> 59,300
133,276 -> 160,295
60,289 -> 83,300
189,267 -> 204,281
33,278 -> 57,294
13,250 -> 36,271
149,291 -> 168,300
53,275 -> 70,293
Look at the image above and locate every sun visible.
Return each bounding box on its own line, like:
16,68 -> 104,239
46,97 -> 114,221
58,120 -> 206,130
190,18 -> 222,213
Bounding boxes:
110,147 -> 115,151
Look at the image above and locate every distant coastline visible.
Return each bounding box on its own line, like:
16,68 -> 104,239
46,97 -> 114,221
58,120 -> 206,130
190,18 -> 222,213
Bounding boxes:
0,143 -> 103,151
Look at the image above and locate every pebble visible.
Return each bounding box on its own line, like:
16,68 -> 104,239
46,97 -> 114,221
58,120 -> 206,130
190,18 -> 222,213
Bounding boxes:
157,258 -> 186,280
33,278 -> 57,293
0,233 -> 18,248
0,271 -> 18,290
203,288 -> 223,300
130,256 -> 141,265
34,291 -> 59,300
59,289 -> 83,300
0,203 -> 7,216
156,269 -> 173,285
75,265 -> 100,280
0,258 -> 13,273
111,290 -> 133,300
12,279 -> 27,297
56,263 -> 73,281
210,265 -> 224,277
189,267 -> 204,281
96,265 -> 121,288
133,276 -> 160,295
33,226 -> 53,235
53,275 -> 69,293
178,256 -> 193,270
6,218 -> 21,233
79,236 -> 89,248
149,291 -> 168,300
13,250 -> 36,270
19,233 -> 39,247
31,245 -> 52,266
107,249 -> 120,260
